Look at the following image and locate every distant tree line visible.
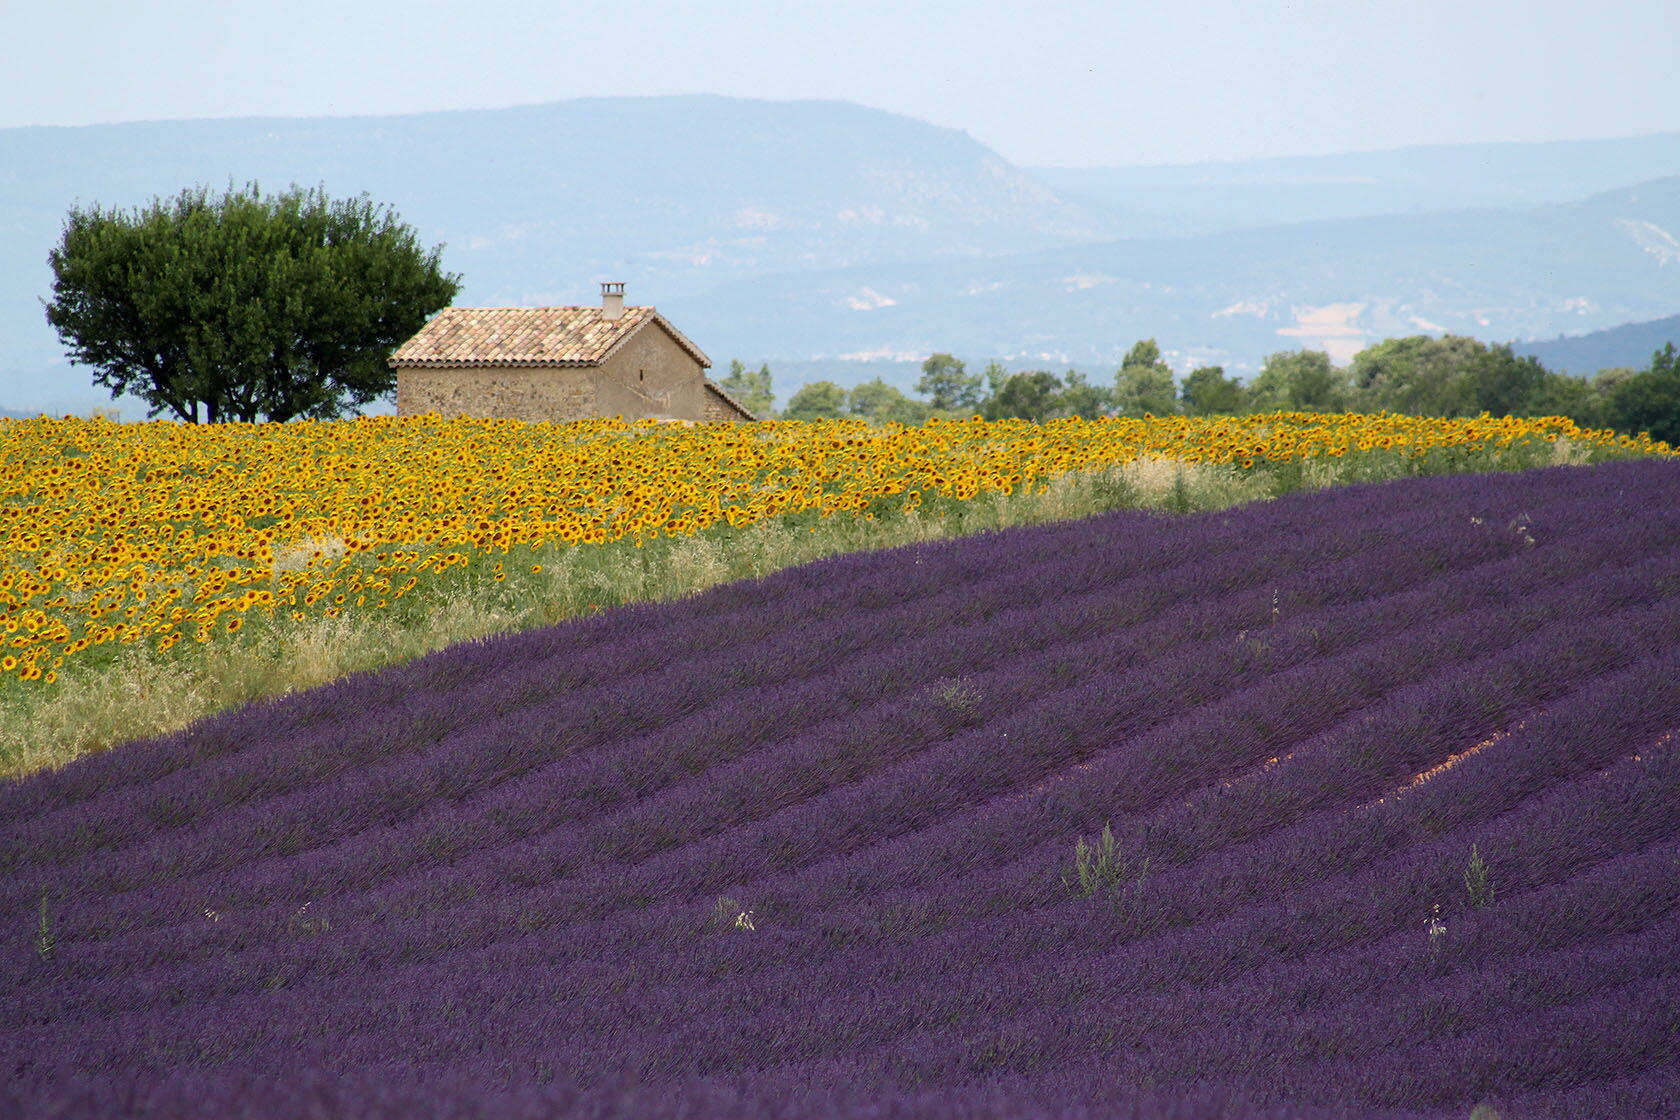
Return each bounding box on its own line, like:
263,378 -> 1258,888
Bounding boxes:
719,335 -> 1680,444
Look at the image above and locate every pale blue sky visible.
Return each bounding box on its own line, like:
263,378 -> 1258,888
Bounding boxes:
6,0 -> 1680,166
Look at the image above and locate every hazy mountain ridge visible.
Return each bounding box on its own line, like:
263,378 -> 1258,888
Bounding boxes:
1030,131 -> 1680,232
1517,311 -> 1680,375
3,96 -> 1678,414
677,176 -> 1680,375
0,96 -> 1127,301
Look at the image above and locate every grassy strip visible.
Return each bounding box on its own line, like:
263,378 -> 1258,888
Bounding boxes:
0,435 -> 1614,781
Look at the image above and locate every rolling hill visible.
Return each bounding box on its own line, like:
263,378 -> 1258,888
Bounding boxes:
1031,130 -> 1680,231
1516,310 -> 1680,375
4,459 -> 1678,1118
675,176 -> 1680,376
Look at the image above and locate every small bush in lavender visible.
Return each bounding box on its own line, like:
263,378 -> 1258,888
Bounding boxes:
1062,823 -> 1149,903
933,676 -> 980,718
711,896 -> 755,932
36,888 -> 55,960
287,901 -> 331,936
1465,842 -> 1494,909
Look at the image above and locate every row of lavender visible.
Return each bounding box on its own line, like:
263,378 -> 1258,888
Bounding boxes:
6,459 -> 1680,1118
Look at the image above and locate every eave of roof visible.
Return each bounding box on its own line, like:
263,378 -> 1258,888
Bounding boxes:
703,379 -> 759,421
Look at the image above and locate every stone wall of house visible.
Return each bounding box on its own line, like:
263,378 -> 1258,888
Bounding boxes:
594,325 -> 710,421
395,367 -> 598,421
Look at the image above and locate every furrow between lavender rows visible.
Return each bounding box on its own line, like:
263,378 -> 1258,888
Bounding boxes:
22,821 -> 1675,1102
499,549 -> 1680,931
685,640 -> 1680,1011
1244,965 -> 1680,1115
777,761 -> 1680,1083
664,910 -> 1680,1099
748,532 -> 1680,910
440,640 -> 1680,1033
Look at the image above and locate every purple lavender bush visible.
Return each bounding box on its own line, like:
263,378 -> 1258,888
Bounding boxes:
4,460 -> 1680,1119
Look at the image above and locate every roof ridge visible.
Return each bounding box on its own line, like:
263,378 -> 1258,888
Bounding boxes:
388,304 -> 711,370
432,305 -> 653,312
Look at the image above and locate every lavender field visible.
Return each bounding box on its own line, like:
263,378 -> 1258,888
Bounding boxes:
5,459 -> 1680,1119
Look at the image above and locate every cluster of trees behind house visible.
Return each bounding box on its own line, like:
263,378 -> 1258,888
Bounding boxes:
718,337 -> 1680,444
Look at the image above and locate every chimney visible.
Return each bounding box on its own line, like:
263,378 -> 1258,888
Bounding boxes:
601,281 -> 625,321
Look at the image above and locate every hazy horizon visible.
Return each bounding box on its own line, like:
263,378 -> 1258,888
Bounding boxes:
9,93 -> 1679,175
10,0 -> 1680,167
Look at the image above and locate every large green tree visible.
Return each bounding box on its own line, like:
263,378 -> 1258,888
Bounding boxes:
1528,370 -> 1607,429
978,361 -> 1012,409
1462,343 -> 1548,417
45,181 -> 459,424
1121,338 -> 1168,372
1348,335 -> 1565,418
1348,335 -> 1483,416
984,370 -> 1063,421
1049,370 -> 1113,419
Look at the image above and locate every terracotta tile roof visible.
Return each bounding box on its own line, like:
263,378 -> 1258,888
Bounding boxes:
388,306 -> 710,368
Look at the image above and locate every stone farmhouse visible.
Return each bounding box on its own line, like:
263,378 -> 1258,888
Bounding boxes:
388,283 -> 758,424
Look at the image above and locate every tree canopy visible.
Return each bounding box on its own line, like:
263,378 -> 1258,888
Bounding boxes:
847,378 -> 930,425
1606,343 -> 1680,444
717,360 -> 776,418
1181,365 -> 1245,416
1249,350 -> 1348,413
1113,339 -> 1178,417
45,181 -> 459,423
782,380 -> 848,421
1348,335 -> 1484,416
716,338 -> 1679,446
1050,370 -> 1113,420
984,370 -> 1063,422
915,353 -> 984,414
